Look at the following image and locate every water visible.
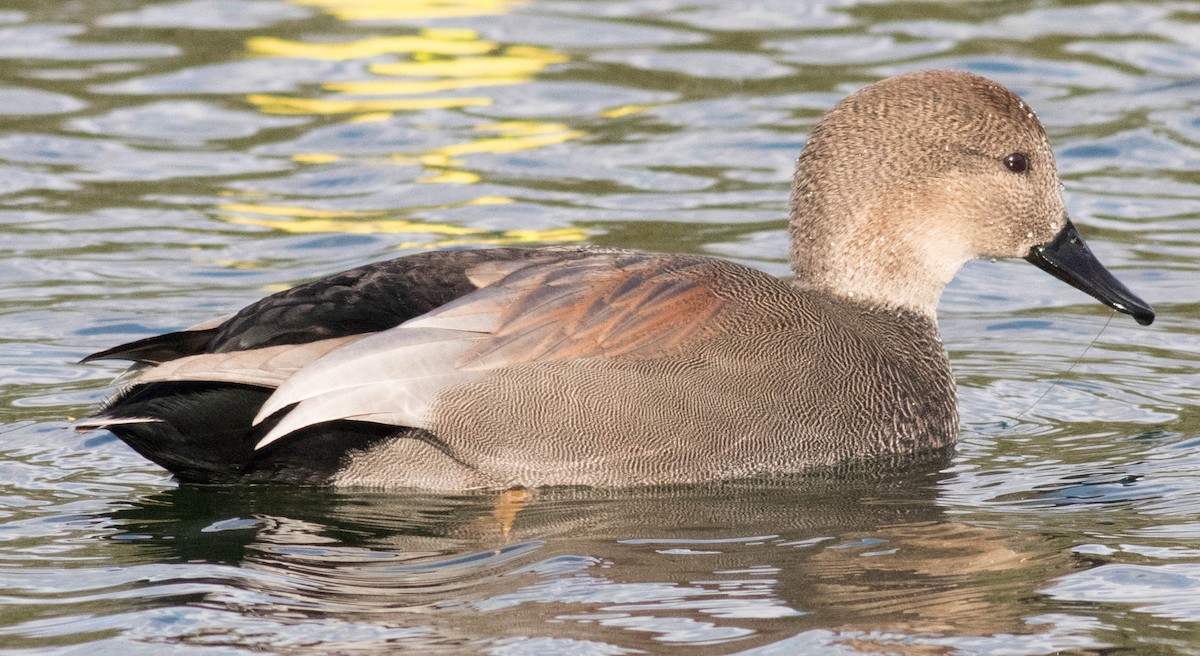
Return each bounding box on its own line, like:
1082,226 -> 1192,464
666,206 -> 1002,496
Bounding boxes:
1,0 -> 1198,653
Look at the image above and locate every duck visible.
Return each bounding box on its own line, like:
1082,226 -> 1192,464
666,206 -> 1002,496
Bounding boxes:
78,70 -> 1154,489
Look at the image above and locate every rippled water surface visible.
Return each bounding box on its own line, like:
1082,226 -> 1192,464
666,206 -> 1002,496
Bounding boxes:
1,0 -> 1198,653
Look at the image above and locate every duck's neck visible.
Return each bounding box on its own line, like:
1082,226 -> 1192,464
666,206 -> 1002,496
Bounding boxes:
787,176 -> 968,320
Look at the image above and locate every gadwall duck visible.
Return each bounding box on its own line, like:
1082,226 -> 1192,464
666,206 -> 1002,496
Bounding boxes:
79,70 -> 1154,488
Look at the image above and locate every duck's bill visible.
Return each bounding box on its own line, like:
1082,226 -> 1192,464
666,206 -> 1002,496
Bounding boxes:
1025,219 -> 1154,326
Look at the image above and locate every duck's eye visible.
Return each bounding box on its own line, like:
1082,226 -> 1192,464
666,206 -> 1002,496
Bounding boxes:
1003,152 -> 1030,173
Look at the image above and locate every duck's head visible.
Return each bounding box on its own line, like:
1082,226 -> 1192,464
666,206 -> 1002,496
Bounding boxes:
790,70 -> 1153,325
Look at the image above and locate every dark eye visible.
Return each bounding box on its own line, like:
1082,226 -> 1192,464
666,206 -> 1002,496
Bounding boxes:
1003,152 -> 1030,173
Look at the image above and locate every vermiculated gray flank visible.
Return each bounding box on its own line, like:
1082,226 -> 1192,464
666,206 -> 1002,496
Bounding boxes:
79,70 -> 1155,489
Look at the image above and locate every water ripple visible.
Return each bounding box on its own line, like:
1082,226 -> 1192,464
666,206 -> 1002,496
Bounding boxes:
0,0 -> 1197,653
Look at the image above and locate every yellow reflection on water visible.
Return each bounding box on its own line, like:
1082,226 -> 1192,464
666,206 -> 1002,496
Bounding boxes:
292,153 -> 344,164
220,203 -> 389,220
348,112 -> 394,123
400,121 -> 585,169
245,30 -> 566,118
247,31 -> 494,60
289,0 -> 528,21
231,3 -> 588,245
601,104 -> 655,118
219,202 -> 590,247
323,77 -> 526,95
418,170 -> 479,183
371,46 -> 566,77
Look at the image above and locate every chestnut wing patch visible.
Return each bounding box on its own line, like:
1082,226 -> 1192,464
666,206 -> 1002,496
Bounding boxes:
436,254 -> 729,368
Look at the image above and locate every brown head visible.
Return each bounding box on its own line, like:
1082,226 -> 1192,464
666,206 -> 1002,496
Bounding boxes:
790,70 -> 1153,325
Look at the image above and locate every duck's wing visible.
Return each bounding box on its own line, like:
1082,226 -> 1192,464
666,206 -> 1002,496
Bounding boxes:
252,252 -> 738,449
79,315 -> 228,365
80,248 -> 555,368
110,335 -> 367,389
205,249 -> 547,353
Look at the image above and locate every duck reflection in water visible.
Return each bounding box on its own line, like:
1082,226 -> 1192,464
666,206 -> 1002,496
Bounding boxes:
101,454 -> 1073,653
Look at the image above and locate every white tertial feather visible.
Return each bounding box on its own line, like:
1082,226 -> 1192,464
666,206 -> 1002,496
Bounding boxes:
129,336 -> 364,388
75,416 -> 160,431
252,326 -> 490,449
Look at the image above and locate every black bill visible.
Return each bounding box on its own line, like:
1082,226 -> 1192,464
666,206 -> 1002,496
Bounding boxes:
1025,219 -> 1154,326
